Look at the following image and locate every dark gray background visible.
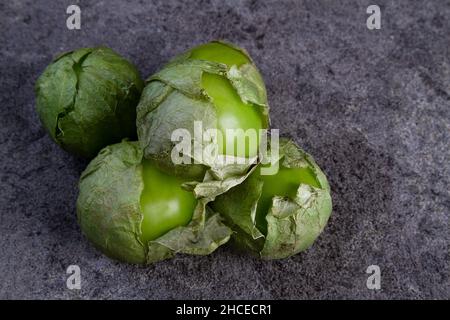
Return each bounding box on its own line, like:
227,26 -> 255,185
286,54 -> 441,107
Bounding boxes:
1,0 -> 449,299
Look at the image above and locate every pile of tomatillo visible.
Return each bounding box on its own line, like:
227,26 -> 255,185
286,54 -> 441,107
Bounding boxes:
35,41 -> 332,264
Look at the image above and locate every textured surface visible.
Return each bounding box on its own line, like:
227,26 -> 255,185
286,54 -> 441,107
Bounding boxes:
0,0 -> 449,299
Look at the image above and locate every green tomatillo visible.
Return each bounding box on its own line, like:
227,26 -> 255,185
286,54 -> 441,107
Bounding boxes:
35,47 -> 144,158
76,141 -> 232,264
191,42 -> 266,158
136,41 -> 270,181
210,138 -> 332,259
139,159 -> 197,243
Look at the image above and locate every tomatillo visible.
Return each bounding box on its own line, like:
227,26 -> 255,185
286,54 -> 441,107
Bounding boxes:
76,141 -> 232,264
210,138 -> 332,259
140,159 -> 197,243
136,41 -> 269,180
35,47 -> 143,158
191,42 -> 266,158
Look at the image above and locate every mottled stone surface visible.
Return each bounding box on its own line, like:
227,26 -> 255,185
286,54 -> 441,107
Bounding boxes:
0,0 -> 448,299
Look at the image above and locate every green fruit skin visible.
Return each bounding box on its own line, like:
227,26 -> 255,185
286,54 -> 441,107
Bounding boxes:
35,47 -> 144,158
211,139 -> 332,259
190,42 -> 250,66
140,159 -> 197,244
137,41 -> 270,179
255,164 -> 320,235
201,73 -> 265,158
191,42 -> 266,158
77,142 -> 198,264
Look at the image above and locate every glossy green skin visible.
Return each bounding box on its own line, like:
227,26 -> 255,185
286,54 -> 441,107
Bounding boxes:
190,42 -> 250,66
191,43 -> 265,158
140,160 -> 197,244
255,164 -> 320,234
